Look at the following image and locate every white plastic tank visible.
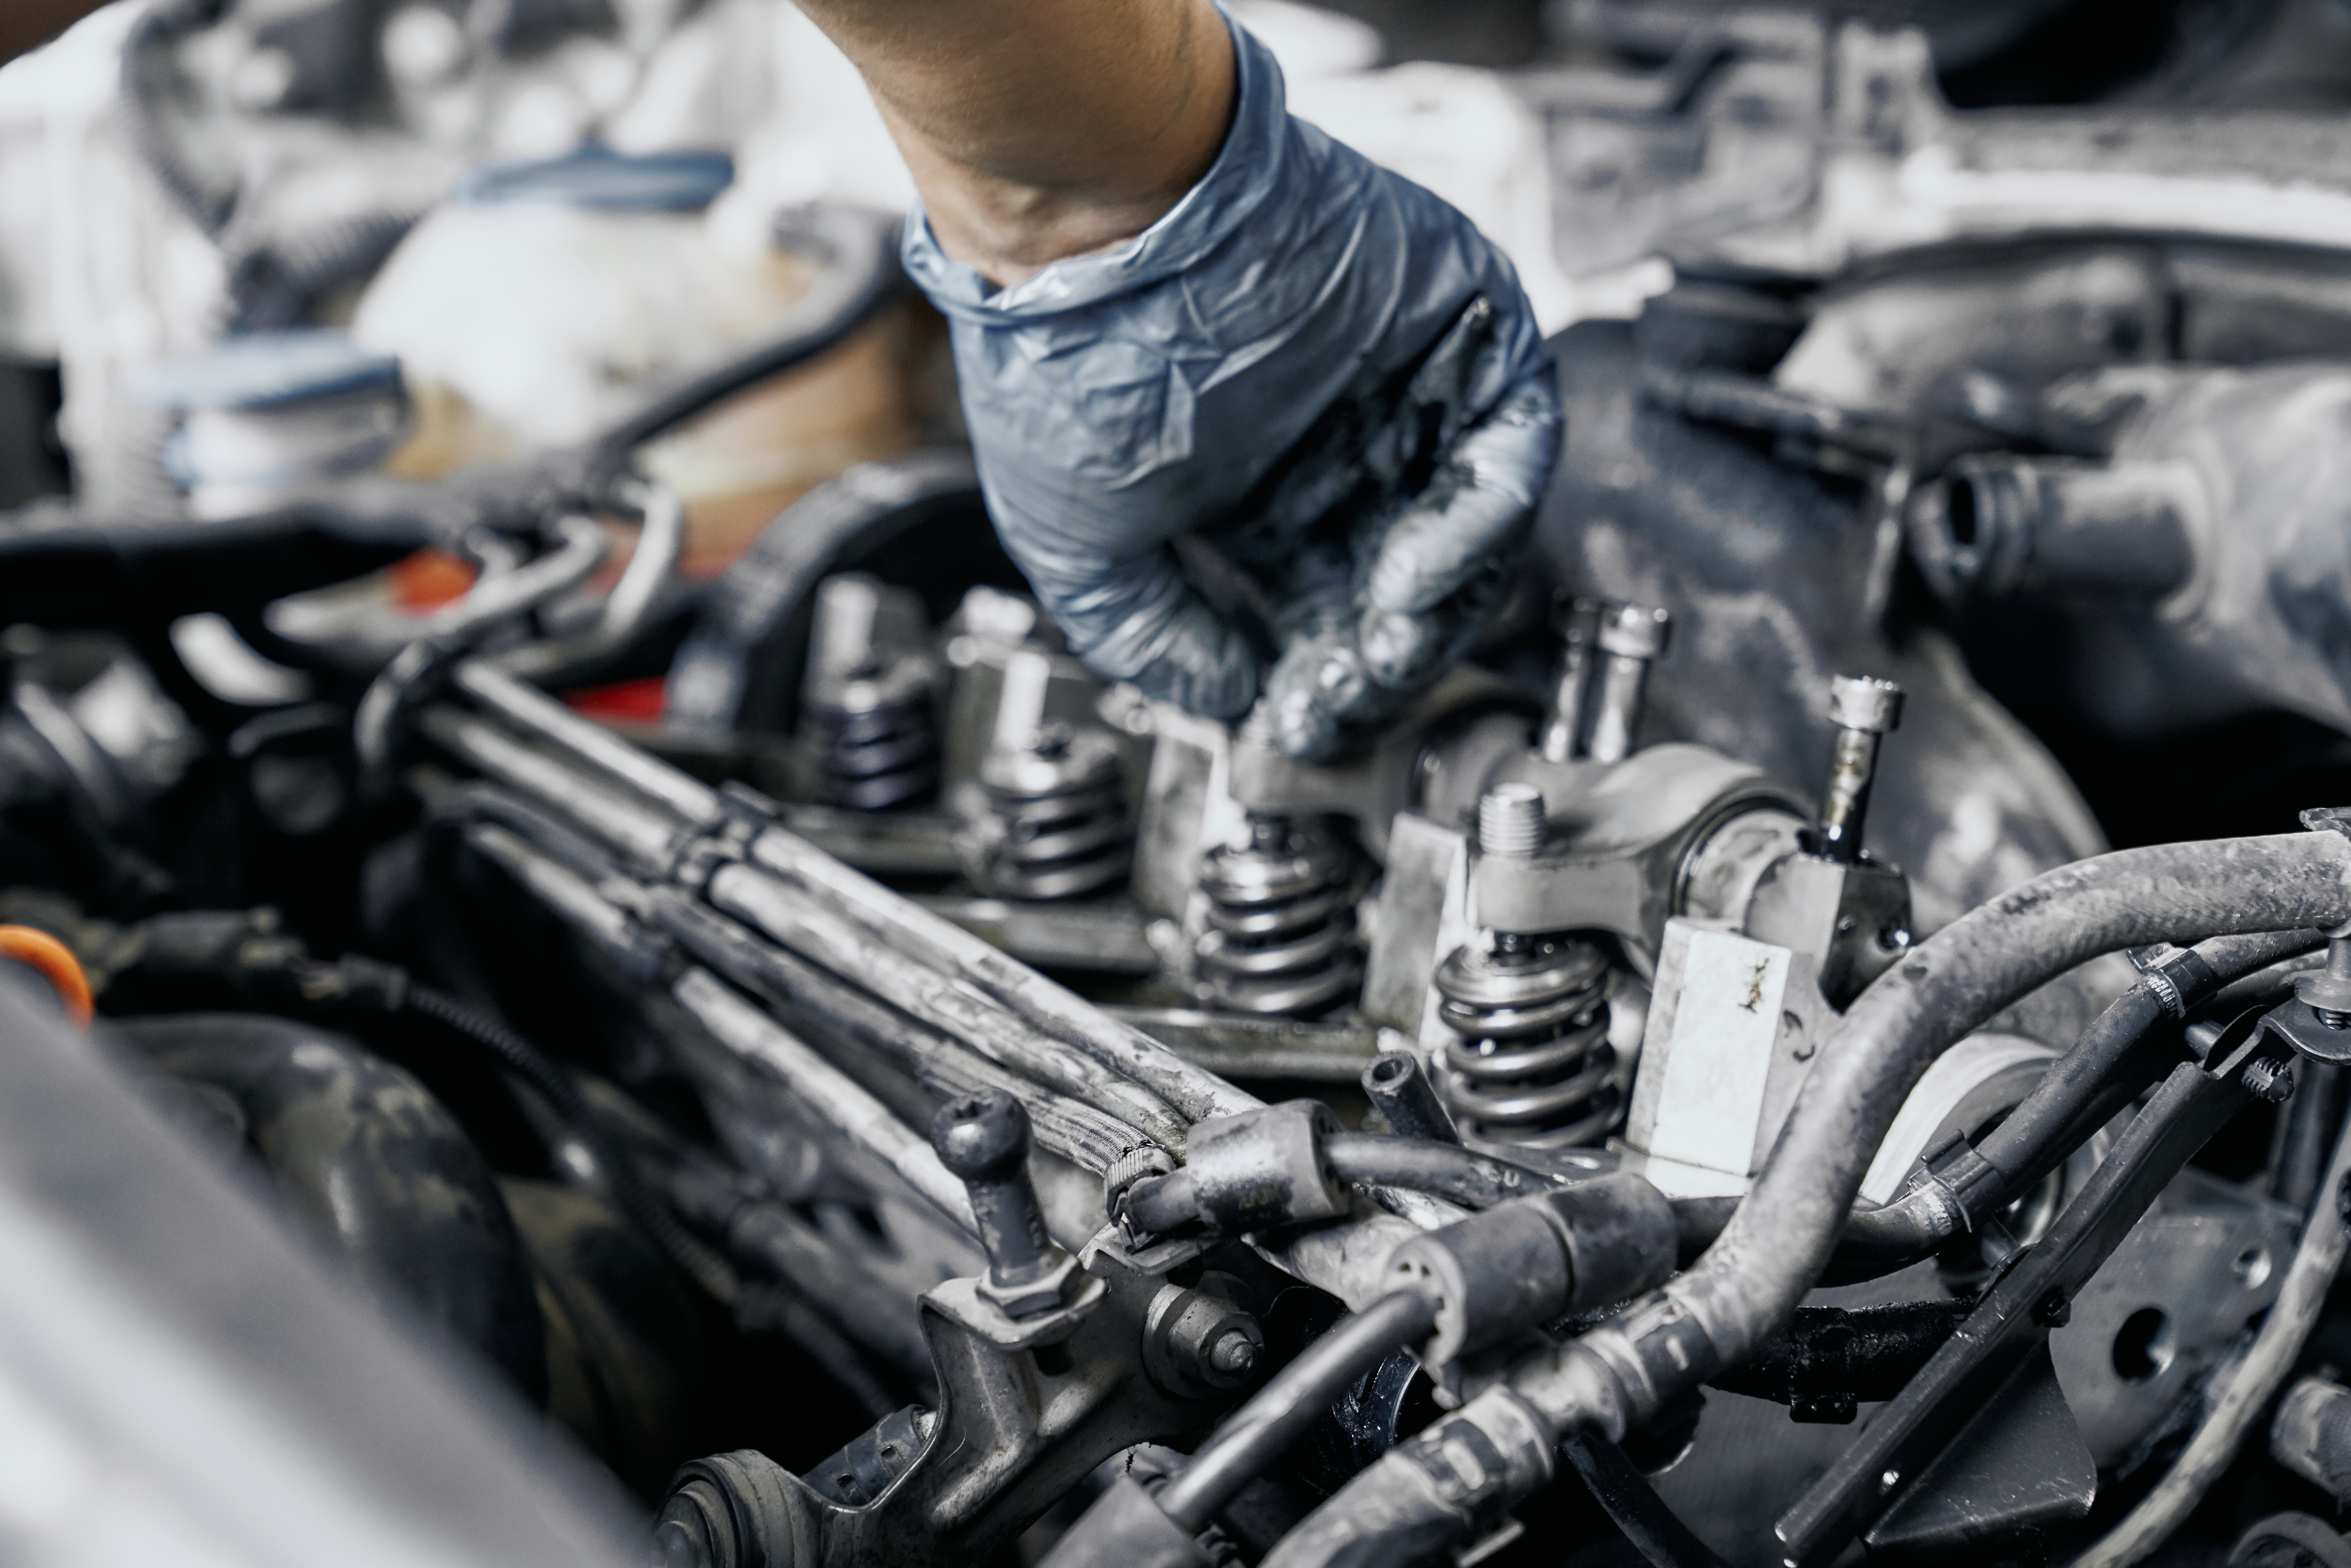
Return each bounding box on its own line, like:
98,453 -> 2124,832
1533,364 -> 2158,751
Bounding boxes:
350,143 -> 925,575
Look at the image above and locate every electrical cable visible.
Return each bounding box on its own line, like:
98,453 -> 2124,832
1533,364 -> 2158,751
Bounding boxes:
397,981 -> 743,1306
1558,1433 -> 1730,1568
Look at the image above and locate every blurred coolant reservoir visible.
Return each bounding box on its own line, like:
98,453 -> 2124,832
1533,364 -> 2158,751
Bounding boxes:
351,144 -> 919,575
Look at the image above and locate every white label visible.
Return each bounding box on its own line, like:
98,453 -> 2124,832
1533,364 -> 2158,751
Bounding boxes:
1641,927 -> 1791,1176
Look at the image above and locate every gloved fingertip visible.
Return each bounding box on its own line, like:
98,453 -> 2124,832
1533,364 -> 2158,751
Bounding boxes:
1266,637 -> 1369,761
1358,607 -> 1439,687
1273,686 -> 1339,762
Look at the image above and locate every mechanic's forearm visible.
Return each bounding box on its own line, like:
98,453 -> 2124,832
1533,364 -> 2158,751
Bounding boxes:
795,0 -> 1235,286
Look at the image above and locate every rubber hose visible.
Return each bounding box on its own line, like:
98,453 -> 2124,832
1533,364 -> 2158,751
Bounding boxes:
586,208 -> 903,477
1250,832 -> 2351,1568
1322,1133 -> 1561,1211
1671,928 -> 2326,1274
1617,832 -> 2351,1389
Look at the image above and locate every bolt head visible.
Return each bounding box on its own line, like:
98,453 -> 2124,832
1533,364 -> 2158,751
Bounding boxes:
1596,603 -> 1670,658
1209,1329 -> 1258,1376
932,1089 -> 1029,1181
1828,675 -> 1905,734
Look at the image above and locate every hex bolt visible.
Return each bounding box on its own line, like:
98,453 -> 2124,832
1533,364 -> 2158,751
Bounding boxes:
1819,675 -> 1906,865
2299,935 -> 2351,1030
1584,604 -> 1671,764
1361,1050 -> 1462,1145
1540,597 -> 1604,762
1478,783 -> 1546,858
1144,1272 -> 1266,1395
931,1089 -> 1062,1312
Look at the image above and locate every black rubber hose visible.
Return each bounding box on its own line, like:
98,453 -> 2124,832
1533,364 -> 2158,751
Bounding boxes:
1587,831 -> 2351,1420
1322,1133 -> 1561,1211
1248,832 -> 2351,1568
0,506 -> 426,624
398,983 -> 744,1306
1154,1291 -> 1440,1533
1558,1433 -> 1729,1568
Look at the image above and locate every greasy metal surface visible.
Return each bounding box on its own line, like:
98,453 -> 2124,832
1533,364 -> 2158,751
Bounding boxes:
1537,319 -> 2111,940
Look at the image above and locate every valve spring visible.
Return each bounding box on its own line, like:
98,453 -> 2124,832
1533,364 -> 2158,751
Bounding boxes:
1434,933 -> 1619,1148
971,726 -> 1132,900
807,662 -> 939,811
1193,816 -> 1364,1017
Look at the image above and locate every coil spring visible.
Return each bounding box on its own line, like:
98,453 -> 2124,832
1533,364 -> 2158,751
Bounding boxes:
1435,933 -> 1619,1148
970,726 -> 1132,900
806,660 -> 939,810
1193,816 -> 1363,1016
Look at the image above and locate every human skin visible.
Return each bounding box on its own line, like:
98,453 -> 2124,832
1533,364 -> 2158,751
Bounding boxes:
789,0 -> 1238,288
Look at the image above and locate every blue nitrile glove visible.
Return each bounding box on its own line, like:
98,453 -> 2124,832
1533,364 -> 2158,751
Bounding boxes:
898,10 -> 1562,761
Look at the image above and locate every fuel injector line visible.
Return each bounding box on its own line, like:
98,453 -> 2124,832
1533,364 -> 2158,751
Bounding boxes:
1250,830 -> 2351,1568
419,682 -> 1422,1305
418,702 -> 1196,1151
1119,1122 -> 1567,1241
458,813 -> 1151,1174
439,660 -> 1258,1126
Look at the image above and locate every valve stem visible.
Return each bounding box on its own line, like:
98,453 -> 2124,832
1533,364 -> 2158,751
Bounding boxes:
1584,604 -> 1670,764
1540,598 -> 1604,763
1819,675 -> 1905,864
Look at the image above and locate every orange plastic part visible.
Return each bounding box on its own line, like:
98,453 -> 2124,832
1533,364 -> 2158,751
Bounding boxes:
389,548 -> 480,614
0,925 -> 94,1026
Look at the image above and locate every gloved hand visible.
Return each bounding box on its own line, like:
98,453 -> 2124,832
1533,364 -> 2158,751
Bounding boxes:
899,13 -> 1562,760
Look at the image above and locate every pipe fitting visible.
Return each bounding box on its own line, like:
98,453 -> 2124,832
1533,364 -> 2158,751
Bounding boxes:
1360,1051 -> 1461,1145
1906,453 -> 2198,604
1124,1100 -> 1348,1237
1387,1174 -> 1676,1368
1257,1388 -> 1556,1568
